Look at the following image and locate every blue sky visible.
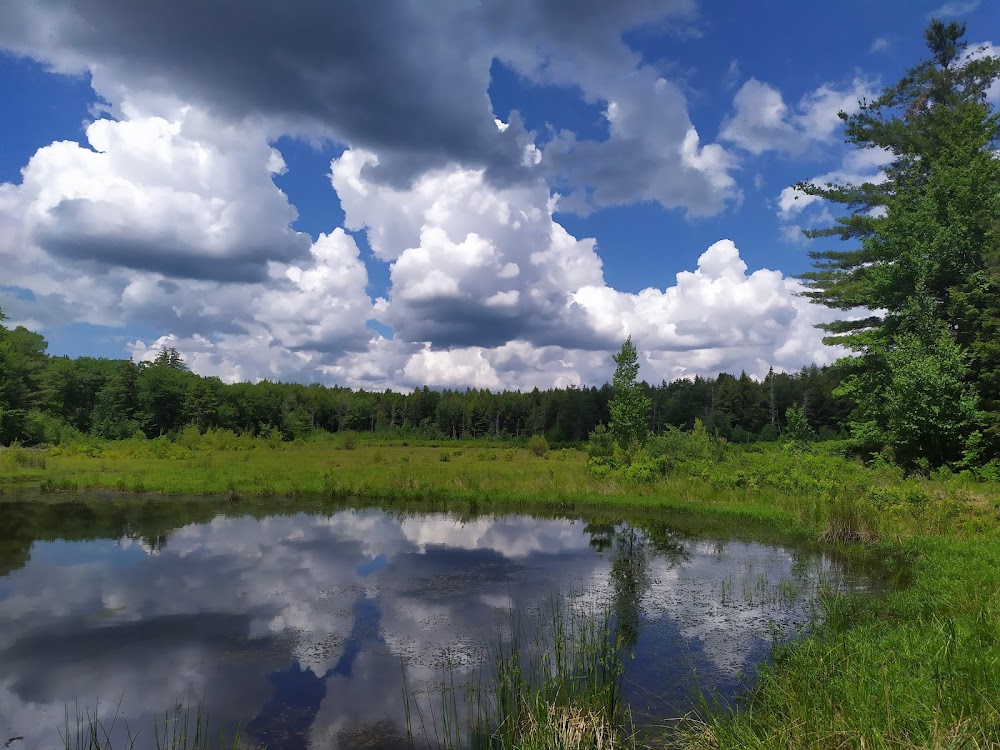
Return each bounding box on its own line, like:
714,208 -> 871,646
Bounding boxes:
0,0 -> 997,389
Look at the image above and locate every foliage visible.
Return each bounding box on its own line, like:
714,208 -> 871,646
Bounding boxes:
0,308 -> 852,450
799,20 -> 1000,466
607,338 -> 651,453
527,433 -> 550,457
586,423 -> 615,462
783,405 -> 813,444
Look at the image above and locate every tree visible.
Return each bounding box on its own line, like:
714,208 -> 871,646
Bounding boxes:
608,337 -> 651,451
91,361 -> 141,439
152,346 -> 189,371
799,20 -> 1000,465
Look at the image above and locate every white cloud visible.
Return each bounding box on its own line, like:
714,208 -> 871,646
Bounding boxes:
776,146 -> 892,239
929,1 -> 981,19
0,72 -> 846,393
870,36 -> 891,54
721,78 -> 875,155
0,0 -> 729,217
50,133 -> 843,390
14,101 -> 309,282
541,70 -> 740,216
332,146 -> 605,350
573,240 -> 843,378
2,101 -> 374,379
966,41 -> 1000,103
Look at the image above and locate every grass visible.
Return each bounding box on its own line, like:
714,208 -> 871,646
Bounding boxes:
3,435 -> 1000,748
672,538 -> 1000,749
61,701 -> 241,750
406,602 -> 633,750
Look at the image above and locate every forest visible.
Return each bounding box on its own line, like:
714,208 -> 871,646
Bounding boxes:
0,320 -> 846,447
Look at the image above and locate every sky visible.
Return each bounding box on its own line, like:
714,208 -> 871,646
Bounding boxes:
0,0 -> 997,391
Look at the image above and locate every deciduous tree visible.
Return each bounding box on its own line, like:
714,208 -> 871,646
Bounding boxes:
608,337 -> 651,451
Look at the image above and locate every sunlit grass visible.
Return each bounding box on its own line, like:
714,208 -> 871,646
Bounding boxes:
4,436 -> 1000,749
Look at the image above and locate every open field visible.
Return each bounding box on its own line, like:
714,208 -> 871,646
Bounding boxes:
2,437 -> 1000,748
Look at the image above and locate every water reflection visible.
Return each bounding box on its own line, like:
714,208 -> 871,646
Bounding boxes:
0,502 -> 871,749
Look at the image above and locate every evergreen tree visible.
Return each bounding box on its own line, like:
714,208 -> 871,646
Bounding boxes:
799,20 -> 1000,464
608,337 -> 651,450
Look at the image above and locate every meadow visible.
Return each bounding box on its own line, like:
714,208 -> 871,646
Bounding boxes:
2,432 -> 1000,749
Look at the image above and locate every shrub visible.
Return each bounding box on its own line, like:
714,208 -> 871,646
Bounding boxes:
527,434 -> 550,457
175,423 -> 203,450
22,410 -> 69,446
586,423 -> 615,462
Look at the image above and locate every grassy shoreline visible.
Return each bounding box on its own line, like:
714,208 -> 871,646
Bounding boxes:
3,438 -> 1000,748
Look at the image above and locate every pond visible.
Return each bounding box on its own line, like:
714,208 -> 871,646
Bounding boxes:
0,499 -> 885,749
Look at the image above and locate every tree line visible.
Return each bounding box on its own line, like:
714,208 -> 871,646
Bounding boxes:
0,315 -> 845,447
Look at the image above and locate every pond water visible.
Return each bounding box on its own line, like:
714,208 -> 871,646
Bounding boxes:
0,500 -> 883,749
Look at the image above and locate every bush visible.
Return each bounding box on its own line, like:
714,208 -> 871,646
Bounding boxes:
18,411 -> 54,445
527,434 -> 550,457
586,423 -> 615,462
175,423 -> 203,450
785,404 -> 814,443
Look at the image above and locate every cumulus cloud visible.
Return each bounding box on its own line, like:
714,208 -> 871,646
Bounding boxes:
720,78 -> 875,155
541,74 -> 739,216
125,225 -> 375,378
13,102 -> 309,282
1,93 -> 379,375
0,0 -> 733,215
0,3 -> 852,390
0,0 -> 507,183
573,239 -> 843,379
330,149 -> 833,385
2,110 -> 838,391
29,136 -> 839,390
332,147 -> 606,350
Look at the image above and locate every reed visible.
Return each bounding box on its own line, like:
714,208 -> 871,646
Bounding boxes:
406,602 -> 634,750
61,702 -> 242,750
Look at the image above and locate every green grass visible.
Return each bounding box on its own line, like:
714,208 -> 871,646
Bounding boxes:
407,602 -> 633,750
3,437 -> 1000,748
671,539 -> 1000,749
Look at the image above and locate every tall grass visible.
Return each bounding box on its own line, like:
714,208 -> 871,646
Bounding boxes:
672,539 -> 1000,749
406,603 -> 634,750
61,702 -> 242,750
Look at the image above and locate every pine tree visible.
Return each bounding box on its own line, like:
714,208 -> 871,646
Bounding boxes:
799,20 -> 1000,464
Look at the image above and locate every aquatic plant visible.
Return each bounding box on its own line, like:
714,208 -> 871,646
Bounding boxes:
406,602 -> 634,750
61,701 -> 242,750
